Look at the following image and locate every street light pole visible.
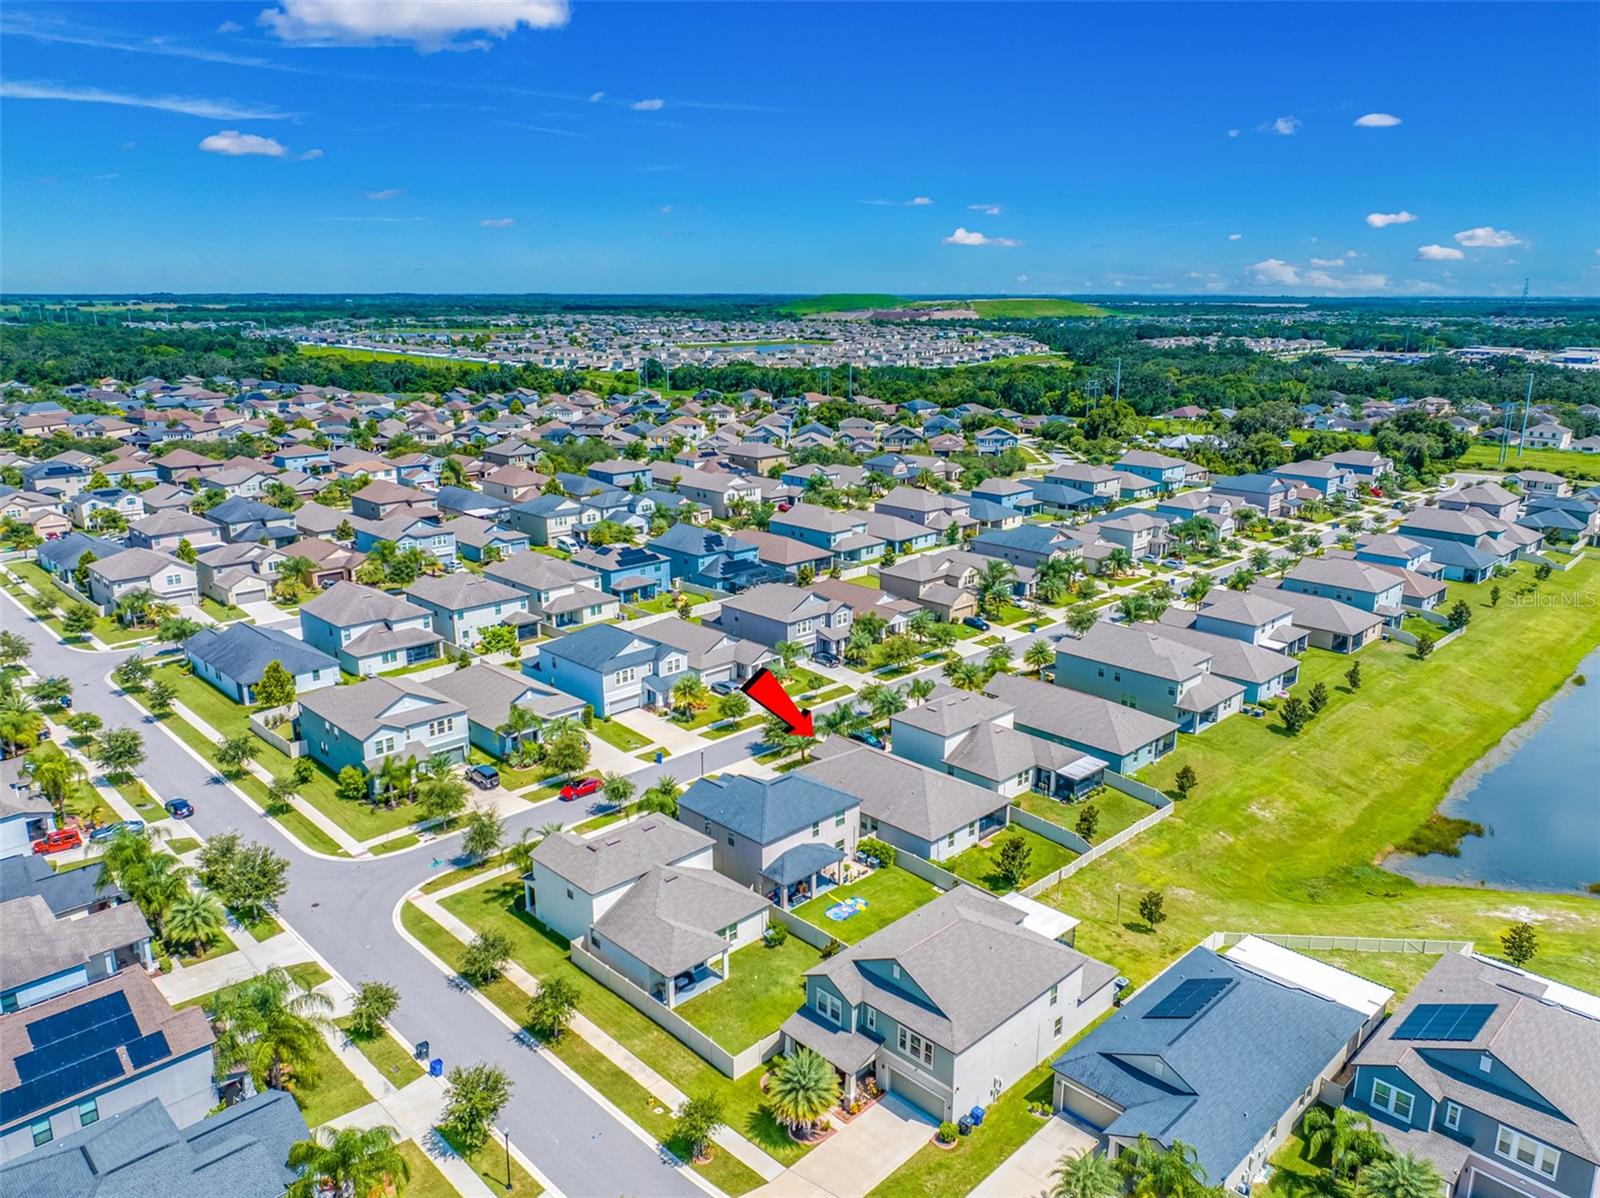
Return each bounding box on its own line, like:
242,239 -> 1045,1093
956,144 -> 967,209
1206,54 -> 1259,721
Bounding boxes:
500,1125 -> 512,1191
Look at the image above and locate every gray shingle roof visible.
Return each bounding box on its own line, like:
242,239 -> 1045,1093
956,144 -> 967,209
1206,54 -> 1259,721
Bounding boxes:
531,817 -> 712,894
88,547 -> 185,583
890,691 -> 1014,738
182,622 -> 337,687
421,661 -> 583,729
300,580 -> 429,627
986,672 -> 1177,756
0,896 -> 150,993
404,573 -> 524,612
680,774 -> 859,845
797,746 -> 1006,841
1057,621 -> 1213,681
591,865 -> 768,976
296,675 -> 463,740
483,552 -> 596,592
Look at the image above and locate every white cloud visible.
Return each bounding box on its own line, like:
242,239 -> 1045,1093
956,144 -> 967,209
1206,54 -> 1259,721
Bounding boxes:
364,187 -> 405,200
968,203 -> 1002,216
944,227 -> 1021,248
658,205 -> 673,215
259,0 -> 570,49
1249,258 -> 1300,285
1365,210 -> 1418,228
1262,115 -> 1300,135
217,20 -> 243,33
299,148 -> 324,160
588,91 -> 604,102
1226,128 -> 1240,138
1354,112 -> 1402,127
1016,274 -> 1029,284
906,196 -> 933,206
1228,233 -> 1242,241
631,98 -> 664,111
0,80 -> 291,121
1309,257 -> 1344,267
1304,270 -> 1388,290
1416,244 -> 1465,261
479,217 -> 515,228
199,129 -> 288,157
1454,226 -> 1524,248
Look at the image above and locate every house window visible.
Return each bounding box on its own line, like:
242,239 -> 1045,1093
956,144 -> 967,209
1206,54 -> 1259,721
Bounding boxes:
1053,1017 -> 1063,1037
834,813 -> 845,827
311,669 -> 321,682
703,819 -> 712,833
811,821 -> 820,836
865,1007 -> 876,1031
615,667 -> 636,685
77,1099 -> 98,1127
30,1119 -> 51,1147
1370,1079 -> 1415,1122
1443,1102 -> 1461,1132
815,991 -> 843,1025
1496,1127 -> 1560,1179
1049,984 -> 1059,1007
1097,668 -> 1104,678
727,834 -> 735,847
1478,1054 -> 1492,1074
375,736 -> 396,755
165,573 -> 181,586
380,651 -> 398,665
897,1027 -> 934,1067
426,718 -> 454,737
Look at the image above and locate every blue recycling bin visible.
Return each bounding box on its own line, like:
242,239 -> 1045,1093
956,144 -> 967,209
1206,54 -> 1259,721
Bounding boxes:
969,1106 -> 986,1126
429,1058 -> 444,1078
655,750 -> 664,764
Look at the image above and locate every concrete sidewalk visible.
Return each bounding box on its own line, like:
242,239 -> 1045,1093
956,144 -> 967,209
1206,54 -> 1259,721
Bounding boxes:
967,1115 -> 1098,1198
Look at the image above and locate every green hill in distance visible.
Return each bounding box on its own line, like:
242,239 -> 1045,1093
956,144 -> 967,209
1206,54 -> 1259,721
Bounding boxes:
774,293 -> 907,314
774,294 -> 1109,317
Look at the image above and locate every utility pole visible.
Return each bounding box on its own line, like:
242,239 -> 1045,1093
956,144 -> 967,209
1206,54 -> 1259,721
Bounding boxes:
1114,358 -> 1122,405
1516,372 -> 1534,460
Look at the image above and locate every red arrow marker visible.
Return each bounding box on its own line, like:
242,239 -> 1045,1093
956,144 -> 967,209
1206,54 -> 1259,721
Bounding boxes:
740,667 -> 814,738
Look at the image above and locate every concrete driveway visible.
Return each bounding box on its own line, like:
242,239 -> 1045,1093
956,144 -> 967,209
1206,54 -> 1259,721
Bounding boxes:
969,1115 -> 1099,1198
768,1093 -> 937,1198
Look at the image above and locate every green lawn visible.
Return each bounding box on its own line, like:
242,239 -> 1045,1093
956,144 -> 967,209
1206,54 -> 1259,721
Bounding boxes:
590,718 -> 651,753
948,825 -> 1077,893
783,667 -> 830,694
703,713 -> 767,740
287,962 -> 333,992
1262,1116 -> 1340,1198
1015,789 -> 1158,844
1297,950 -> 1444,1006
1035,558 -> 1600,994
112,775 -> 167,822
676,936 -> 819,1050
27,744 -> 115,826
395,1141 -> 458,1198
166,836 -> 202,856
439,1127 -> 545,1197
401,903 -> 765,1194
793,866 -> 941,944
1458,443 -> 1600,482
295,1032 -> 376,1129
172,934 -> 237,966
9,561 -> 154,645
335,1017 -> 426,1088
368,833 -> 420,856
241,913 -> 282,941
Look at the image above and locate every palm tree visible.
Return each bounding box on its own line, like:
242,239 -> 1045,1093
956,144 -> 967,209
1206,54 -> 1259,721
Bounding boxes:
773,640 -> 805,672
1184,575 -> 1213,608
984,643 -> 1014,675
1052,1149 -> 1121,1198
638,775 -> 681,817
165,889 -> 226,957
976,558 -> 1017,618
124,853 -> 192,935
287,1124 -> 411,1198
907,609 -> 937,643
113,589 -> 173,629
210,965 -> 335,1093
0,691 -> 44,756
496,705 -> 544,755
906,678 -> 936,705
868,684 -> 907,723
1303,1105 -> 1389,1181
671,674 -> 711,716
945,660 -> 986,692
275,555 -> 316,596
1116,1134 -> 1210,1198
1357,1154 -> 1443,1198
30,750 -> 87,823
817,705 -> 864,740
1035,557 -> 1074,604
766,1049 -> 840,1138
1103,548 -> 1134,578
1024,638 -> 1055,676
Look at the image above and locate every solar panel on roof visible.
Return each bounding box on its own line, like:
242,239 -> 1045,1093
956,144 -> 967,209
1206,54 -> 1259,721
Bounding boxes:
125,1031 -> 172,1069
1146,976 -> 1232,1019
1392,1002 -> 1496,1042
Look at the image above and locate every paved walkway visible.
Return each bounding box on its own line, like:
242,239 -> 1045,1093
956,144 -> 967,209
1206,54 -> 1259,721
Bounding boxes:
613,707 -> 706,757
760,1095 -> 936,1198
153,919 -> 318,1004
411,890 -> 785,1183
967,1115 -> 1097,1198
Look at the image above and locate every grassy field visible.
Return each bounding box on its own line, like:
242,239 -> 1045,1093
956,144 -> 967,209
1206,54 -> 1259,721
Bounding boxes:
774,293 -> 904,315
948,825 -> 1077,893
1016,788 -> 1157,844
963,298 -> 1109,318
1459,443 -> 1600,482
792,866 -> 941,944
1037,558 -> 1600,994
296,343 -> 492,370
676,935 -> 818,1050
294,1032 -> 374,1129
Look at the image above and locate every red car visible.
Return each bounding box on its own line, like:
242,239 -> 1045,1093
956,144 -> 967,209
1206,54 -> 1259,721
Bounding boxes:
32,828 -> 83,855
559,776 -> 603,802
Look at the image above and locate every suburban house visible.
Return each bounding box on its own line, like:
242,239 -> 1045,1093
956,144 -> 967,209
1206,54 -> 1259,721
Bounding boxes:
0,895 -> 151,1014
648,523 -> 786,592
706,583 -> 854,658
1041,464 -> 1120,507
731,529 -> 835,580
346,511 -> 457,567
447,515 -> 530,563
1325,450 -> 1394,481
986,673 -> 1178,774
421,661 -> 585,760
799,744 -> 1010,862
974,426 -> 1021,455
1343,952 -> 1600,1198
866,511 -> 942,555
297,675 -> 469,777
781,887 -> 1118,1122
299,581 -> 442,676
124,509 -> 220,554
889,688 -> 1108,801
1185,590 -> 1309,653
1510,470 -> 1571,499
1355,534 -> 1439,575
876,549 -> 1000,621
482,552 -> 620,631
1055,622 -> 1244,732
0,970 -> 216,1164
971,477 -> 1041,515
202,496 -> 297,546
971,525 -> 1082,571
0,775 -> 54,863
65,487 -> 144,530
83,548 -> 198,613
505,494 -> 582,547
1281,558 -> 1407,627
874,486 -> 972,533
1440,483 -> 1522,522
183,622 -> 338,704
1212,473 -> 1292,519
192,542 -> 284,607
768,503 -> 885,567
403,574 -> 531,648
678,774 -> 861,908
1272,459 -> 1357,498
651,465 -> 763,520
526,618 -> 768,716
1522,423 -> 1572,450
1115,450 -> 1189,493
1053,941 -> 1384,1195
1083,511 -> 1173,562
1149,614 -> 1302,702
1252,582 -> 1384,653
569,543 -> 671,603
1155,489 -> 1238,537
482,465 -> 551,505
1396,508 -> 1543,582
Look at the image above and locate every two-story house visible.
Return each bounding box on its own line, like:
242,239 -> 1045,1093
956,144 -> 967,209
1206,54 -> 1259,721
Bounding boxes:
706,583 -> 853,658
64,488 -> 144,530
1054,621 -> 1243,732
1084,511 -> 1174,562
1272,459 -> 1356,499
768,503 -> 885,567
1250,582 -> 1384,654
124,509 -> 220,555
873,486 -> 972,533
647,523 -> 786,592
504,494 -> 582,547
84,548 -> 198,613
971,524 -> 1082,571
202,496 -> 298,546
297,675 -> 469,778
568,543 -> 671,603
299,581 -> 442,676
0,895 -> 152,1015
402,574 -> 530,648
482,552 -> 620,631
1281,559 -> 1406,628
1345,953 -> 1600,1198
1212,472 -> 1293,519
650,464 -> 764,521
781,887 -> 1118,1123
1115,450 -> 1189,494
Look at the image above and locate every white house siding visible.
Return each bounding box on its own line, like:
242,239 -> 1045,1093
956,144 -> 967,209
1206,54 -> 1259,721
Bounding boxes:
953,981 -> 1114,1120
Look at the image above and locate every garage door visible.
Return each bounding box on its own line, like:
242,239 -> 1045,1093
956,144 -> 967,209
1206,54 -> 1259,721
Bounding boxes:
884,1067 -> 948,1123
1060,1079 -> 1120,1130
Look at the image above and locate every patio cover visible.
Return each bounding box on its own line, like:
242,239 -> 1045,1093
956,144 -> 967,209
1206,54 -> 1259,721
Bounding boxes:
763,843 -> 843,887
780,1008 -> 880,1074
610,573 -> 658,591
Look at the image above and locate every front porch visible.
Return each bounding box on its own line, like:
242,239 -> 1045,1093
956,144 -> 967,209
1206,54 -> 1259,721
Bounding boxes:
780,1008 -> 882,1108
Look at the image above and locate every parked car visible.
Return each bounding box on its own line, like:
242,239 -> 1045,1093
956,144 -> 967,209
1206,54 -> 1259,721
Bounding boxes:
89,820 -> 145,843
32,827 -> 82,855
559,776 -> 603,802
466,763 -> 501,791
962,615 -> 991,632
164,797 -> 194,819
710,679 -> 738,696
849,729 -> 886,750
812,652 -> 841,668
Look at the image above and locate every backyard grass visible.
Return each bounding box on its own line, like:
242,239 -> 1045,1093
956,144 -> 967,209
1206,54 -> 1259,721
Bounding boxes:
1037,558 -> 1600,994
295,1032 -> 376,1129
432,879 -> 817,1170
287,962 -> 333,991
676,935 -> 819,1050
172,934 -> 237,966
1297,950 -> 1444,1005
335,1017 -> 426,1087
1016,789 -> 1158,844
793,866 -> 941,944
948,825 -> 1077,893
400,902 -> 765,1195
590,718 -> 651,753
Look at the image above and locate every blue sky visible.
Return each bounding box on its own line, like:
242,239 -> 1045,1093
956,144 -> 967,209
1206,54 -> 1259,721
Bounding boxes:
2,1 -> 1596,297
